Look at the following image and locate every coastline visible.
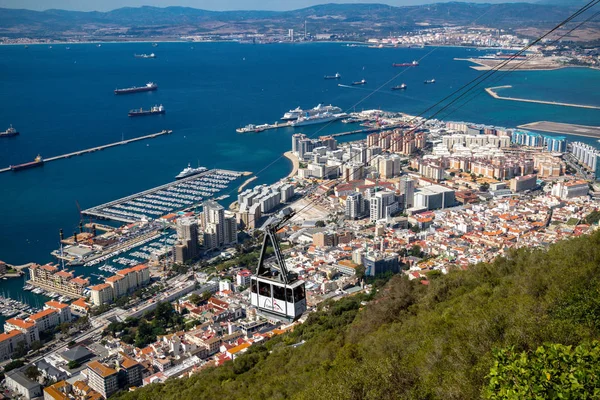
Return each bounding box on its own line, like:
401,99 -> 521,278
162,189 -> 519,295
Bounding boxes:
454,57 -> 600,72
485,86 -> 600,110
284,151 -> 299,178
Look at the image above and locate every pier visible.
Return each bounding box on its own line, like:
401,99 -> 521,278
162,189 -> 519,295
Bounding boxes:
518,121 -> 600,139
238,176 -> 258,193
84,223 -> 115,232
485,86 -> 600,110
236,121 -> 292,133
0,130 -> 173,174
82,169 -> 246,223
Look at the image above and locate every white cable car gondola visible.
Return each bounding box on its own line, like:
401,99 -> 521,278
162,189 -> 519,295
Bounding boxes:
250,208 -> 306,321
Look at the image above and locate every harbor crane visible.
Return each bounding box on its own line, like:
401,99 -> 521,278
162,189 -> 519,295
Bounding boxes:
250,207 -> 306,321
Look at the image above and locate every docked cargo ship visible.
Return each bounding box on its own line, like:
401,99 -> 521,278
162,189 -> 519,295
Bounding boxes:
11,154 -> 43,171
281,104 -> 342,121
114,82 -> 158,95
324,73 -> 341,80
291,112 -> 346,127
175,164 -> 207,180
134,53 -> 156,59
128,105 -> 165,117
392,83 -> 407,90
0,125 -> 19,138
392,60 -> 419,67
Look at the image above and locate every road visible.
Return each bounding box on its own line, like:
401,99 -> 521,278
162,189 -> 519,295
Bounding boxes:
26,272 -> 196,365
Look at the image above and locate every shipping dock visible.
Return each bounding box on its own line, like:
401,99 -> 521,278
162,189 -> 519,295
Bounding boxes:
0,130 -> 172,174
82,169 -> 247,223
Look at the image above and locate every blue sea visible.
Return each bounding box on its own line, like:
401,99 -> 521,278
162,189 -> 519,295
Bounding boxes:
0,42 -> 598,323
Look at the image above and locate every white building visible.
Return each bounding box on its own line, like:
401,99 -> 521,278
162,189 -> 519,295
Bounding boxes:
551,180 -> 589,200
5,369 -> 42,400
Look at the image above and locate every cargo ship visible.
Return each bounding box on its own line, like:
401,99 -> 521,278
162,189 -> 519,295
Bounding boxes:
392,60 -> 419,67
324,73 -> 341,80
281,104 -> 342,121
424,79 -> 436,84
134,53 -> 156,59
11,154 -> 43,171
175,164 -> 207,180
291,112 -> 347,127
351,79 -> 367,86
114,82 -> 157,95
391,83 -> 407,90
0,125 -> 19,138
128,105 -> 165,117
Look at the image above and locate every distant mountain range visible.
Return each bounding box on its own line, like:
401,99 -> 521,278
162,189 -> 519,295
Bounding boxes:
0,2 -> 590,39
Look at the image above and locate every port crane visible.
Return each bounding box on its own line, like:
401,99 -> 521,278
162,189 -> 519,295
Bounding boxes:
250,207 -> 306,321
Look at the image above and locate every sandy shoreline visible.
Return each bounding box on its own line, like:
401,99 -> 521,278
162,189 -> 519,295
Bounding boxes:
284,151 -> 299,178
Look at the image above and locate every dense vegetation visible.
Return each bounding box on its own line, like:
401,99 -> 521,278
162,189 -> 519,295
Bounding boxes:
104,302 -> 184,348
113,231 -> 600,400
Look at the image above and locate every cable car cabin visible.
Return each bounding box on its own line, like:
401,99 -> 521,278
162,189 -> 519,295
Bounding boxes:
250,275 -> 306,321
250,207 -> 306,321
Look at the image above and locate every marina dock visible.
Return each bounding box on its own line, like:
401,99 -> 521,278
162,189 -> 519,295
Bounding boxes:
0,130 -> 173,174
485,86 -> 600,110
518,121 -> 600,139
82,169 -> 246,223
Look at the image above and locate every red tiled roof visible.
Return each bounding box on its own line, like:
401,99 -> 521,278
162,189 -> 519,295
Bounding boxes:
0,329 -> 23,342
45,300 -> 68,309
89,283 -> 111,291
71,298 -> 89,309
71,277 -> 89,286
29,308 -> 58,321
55,270 -> 73,278
87,360 -> 117,378
5,318 -> 36,329
41,264 -> 59,272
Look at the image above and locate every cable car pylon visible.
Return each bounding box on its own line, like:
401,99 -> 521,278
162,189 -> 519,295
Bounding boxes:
250,207 -> 307,322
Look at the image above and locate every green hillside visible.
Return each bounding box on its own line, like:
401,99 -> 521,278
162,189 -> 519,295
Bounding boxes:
113,230 -> 600,400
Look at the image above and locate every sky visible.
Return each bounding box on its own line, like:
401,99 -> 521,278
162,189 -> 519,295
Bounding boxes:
0,0 -> 536,12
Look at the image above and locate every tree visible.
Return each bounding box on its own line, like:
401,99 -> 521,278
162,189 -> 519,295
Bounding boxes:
12,341 -> 27,359
355,265 -> 366,280
59,322 -> 71,335
409,244 -> 422,257
30,341 -> 43,352
24,365 -> 40,381
189,293 -> 202,306
67,360 -> 80,370
135,320 -> 155,348
480,182 -> 490,192
449,171 -> 456,177
315,220 -> 326,227
486,342 -> 600,399
3,359 -> 24,372
200,291 -> 212,302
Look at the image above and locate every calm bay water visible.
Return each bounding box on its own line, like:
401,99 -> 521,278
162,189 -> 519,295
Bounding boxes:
0,42 -> 598,323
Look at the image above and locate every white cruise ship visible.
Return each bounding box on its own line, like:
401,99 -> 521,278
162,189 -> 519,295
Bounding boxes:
175,164 -> 207,180
281,104 -> 342,120
291,112 -> 347,127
